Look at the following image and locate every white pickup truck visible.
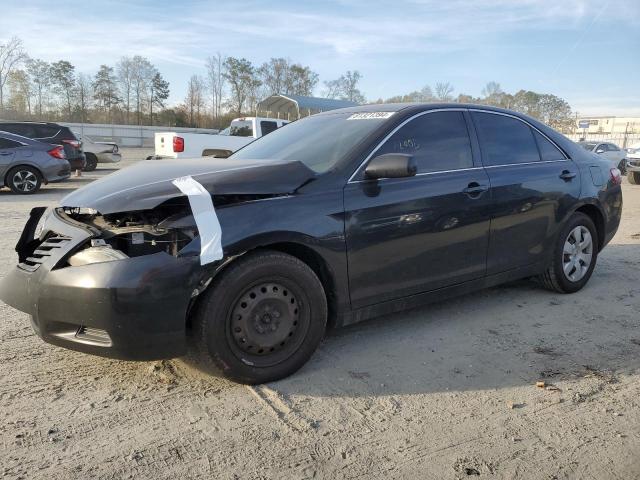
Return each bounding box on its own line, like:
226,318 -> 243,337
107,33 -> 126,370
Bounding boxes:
154,117 -> 288,159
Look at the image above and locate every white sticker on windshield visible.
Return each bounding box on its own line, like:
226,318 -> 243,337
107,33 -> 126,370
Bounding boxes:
347,112 -> 395,120
172,176 -> 223,266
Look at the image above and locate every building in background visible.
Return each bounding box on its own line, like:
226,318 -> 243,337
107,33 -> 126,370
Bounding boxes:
576,116 -> 640,134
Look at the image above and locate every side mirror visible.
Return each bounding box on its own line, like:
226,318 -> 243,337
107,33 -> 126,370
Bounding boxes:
596,149 -> 605,154
364,153 -> 417,179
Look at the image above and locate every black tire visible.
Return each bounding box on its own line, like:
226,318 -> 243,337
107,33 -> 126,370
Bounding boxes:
193,250 -> 327,384
628,171 -> 640,185
537,212 -> 598,293
84,154 -> 98,171
617,160 -> 627,176
6,165 -> 42,194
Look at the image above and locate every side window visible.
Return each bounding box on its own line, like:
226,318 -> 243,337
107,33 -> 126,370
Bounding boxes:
2,124 -> 36,138
0,138 -> 22,149
375,111 -> 473,173
260,121 -> 278,136
472,112 -> 540,166
533,130 -> 566,161
608,144 -> 619,151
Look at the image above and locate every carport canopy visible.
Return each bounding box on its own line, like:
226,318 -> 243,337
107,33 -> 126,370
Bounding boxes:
257,94 -> 358,120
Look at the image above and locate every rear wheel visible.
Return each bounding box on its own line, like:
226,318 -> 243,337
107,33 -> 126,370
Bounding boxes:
628,171 -> 640,185
84,153 -> 98,171
193,250 -> 327,384
537,212 -> 598,293
6,166 -> 42,194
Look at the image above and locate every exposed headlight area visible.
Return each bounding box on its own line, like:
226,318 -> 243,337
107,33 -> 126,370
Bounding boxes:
59,198 -> 198,267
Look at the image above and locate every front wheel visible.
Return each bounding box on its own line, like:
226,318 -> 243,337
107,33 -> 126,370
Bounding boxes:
628,171 -> 640,185
193,250 -> 327,384
537,212 -> 598,293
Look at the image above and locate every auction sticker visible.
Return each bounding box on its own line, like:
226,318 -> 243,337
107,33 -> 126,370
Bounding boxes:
347,112 -> 395,120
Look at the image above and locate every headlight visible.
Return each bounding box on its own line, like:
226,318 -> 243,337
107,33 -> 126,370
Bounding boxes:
627,148 -> 637,154
34,208 -> 51,239
68,246 -> 128,266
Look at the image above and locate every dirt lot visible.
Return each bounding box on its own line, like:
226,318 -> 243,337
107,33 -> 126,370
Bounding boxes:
1,150 -> 639,479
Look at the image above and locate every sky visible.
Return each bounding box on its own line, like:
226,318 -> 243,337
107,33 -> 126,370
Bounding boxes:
1,0 -> 639,116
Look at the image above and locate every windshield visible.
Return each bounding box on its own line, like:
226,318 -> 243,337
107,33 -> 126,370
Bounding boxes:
580,142 -> 597,151
231,112 -> 392,173
229,120 -> 253,137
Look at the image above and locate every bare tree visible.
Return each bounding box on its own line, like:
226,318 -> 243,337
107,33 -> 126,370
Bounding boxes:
130,56 -> 154,125
26,59 -> 51,117
206,53 -> 225,122
76,73 -> 93,123
223,57 -> 261,115
93,65 -> 119,123
434,82 -> 454,101
7,69 -> 31,115
323,71 -> 365,103
50,60 -> 76,118
0,36 -> 27,110
481,81 -> 504,106
258,57 -> 290,95
116,57 -> 134,123
184,75 -> 205,126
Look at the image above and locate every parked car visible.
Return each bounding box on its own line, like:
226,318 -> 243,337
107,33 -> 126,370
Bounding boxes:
0,104 -> 622,384
153,117 -> 288,159
75,134 -> 121,171
0,122 -> 85,170
578,141 -> 627,173
0,131 -> 71,194
625,142 -> 640,184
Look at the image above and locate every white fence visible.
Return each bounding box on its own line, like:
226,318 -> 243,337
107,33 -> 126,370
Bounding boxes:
60,122 -> 219,147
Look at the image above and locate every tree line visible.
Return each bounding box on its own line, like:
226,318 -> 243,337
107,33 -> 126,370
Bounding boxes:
0,36 -> 576,131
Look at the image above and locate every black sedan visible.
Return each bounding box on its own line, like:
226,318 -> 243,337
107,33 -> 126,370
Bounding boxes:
0,104 -> 623,384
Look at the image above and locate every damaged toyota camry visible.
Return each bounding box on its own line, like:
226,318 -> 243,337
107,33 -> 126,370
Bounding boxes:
0,104 -> 623,384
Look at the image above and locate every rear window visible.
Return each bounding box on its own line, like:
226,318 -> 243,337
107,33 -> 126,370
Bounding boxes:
229,121 -> 253,137
55,126 -> 77,140
35,125 -> 61,138
260,121 -> 278,136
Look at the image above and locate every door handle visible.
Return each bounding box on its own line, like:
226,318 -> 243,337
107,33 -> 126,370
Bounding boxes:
559,170 -> 576,181
463,182 -> 488,198
0,151 -> 12,156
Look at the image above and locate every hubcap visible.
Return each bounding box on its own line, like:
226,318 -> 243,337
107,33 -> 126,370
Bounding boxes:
229,282 -> 305,362
562,226 -> 593,282
12,170 -> 38,192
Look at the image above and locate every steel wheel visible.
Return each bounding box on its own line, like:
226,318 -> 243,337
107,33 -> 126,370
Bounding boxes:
227,279 -> 310,368
12,169 -> 39,193
562,225 -> 593,282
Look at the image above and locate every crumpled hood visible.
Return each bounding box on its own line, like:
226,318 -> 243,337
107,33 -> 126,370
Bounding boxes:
61,158 -> 316,214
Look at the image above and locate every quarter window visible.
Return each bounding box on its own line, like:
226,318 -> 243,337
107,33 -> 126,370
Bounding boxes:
260,121 -> 278,136
374,111 -> 473,173
533,130 -> 565,161
472,112 -> 540,166
0,138 -> 22,149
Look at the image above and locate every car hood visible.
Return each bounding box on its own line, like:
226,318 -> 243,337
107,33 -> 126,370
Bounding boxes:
61,158 -> 316,214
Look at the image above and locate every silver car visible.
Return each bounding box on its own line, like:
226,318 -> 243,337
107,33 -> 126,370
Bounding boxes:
578,141 -> 627,173
75,134 -> 121,171
0,131 -> 71,194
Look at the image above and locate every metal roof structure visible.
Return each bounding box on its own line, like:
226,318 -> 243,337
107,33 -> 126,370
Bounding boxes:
257,94 -> 359,119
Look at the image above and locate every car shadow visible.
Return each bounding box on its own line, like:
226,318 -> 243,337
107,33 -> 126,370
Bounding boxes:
179,243 -> 640,396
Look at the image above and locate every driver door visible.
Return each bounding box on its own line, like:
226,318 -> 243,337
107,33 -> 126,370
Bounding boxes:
343,110 -> 491,309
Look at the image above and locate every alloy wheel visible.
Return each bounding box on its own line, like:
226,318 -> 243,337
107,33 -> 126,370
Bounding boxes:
12,170 -> 38,193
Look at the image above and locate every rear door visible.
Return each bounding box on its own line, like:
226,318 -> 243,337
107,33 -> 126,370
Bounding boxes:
344,110 -> 492,308
470,111 -> 580,275
0,137 -> 19,181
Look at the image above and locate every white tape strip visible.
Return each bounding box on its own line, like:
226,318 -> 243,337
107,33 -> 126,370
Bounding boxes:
172,176 -> 223,265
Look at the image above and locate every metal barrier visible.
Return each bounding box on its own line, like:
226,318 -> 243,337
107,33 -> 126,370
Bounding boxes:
60,122 -> 219,147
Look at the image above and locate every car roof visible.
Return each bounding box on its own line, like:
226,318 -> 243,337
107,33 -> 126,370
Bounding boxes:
315,102 -> 542,118
0,120 -> 61,126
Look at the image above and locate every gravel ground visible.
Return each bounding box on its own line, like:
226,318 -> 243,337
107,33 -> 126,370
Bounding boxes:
1,149 -> 639,479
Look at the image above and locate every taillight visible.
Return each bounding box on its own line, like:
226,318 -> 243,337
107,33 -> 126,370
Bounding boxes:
173,136 -> 184,153
48,146 -> 66,160
610,167 -> 622,185
62,139 -> 81,149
